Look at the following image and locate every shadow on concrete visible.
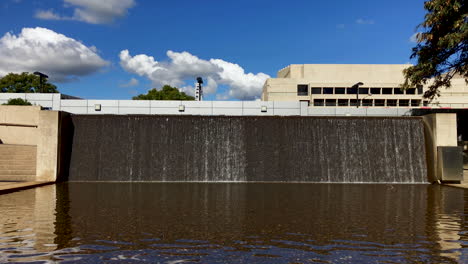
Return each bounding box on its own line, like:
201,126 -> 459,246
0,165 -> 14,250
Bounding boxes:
57,112 -> 74,182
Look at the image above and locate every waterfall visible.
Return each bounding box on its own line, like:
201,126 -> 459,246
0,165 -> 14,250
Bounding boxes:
67,115 -> 427,183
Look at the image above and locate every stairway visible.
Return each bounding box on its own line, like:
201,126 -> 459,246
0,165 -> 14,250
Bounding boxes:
0,145 -> 37,182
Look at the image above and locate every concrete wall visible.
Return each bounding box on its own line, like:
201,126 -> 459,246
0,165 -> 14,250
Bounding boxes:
0,106 -> 60,182
423,113 -> 458,182
0,93 -> 61,109
0,93 -> 426,116
0,106 -> 41,145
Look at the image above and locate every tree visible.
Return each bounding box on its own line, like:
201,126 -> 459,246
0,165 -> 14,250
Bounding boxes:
0,72 -> 58,93
402,0 -> 467,100
133,85 -> 195,100
2,98 -> 32,105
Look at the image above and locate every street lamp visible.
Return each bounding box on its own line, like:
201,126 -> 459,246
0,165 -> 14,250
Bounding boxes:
351,82 -> 364,108
33,72 -> 48,93
195,77 -> 203,101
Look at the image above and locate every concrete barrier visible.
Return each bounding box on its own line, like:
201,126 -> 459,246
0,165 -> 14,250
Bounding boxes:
0,106 -> 61,182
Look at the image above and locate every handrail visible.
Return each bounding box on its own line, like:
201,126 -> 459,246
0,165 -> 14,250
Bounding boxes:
0,123 -> 38,128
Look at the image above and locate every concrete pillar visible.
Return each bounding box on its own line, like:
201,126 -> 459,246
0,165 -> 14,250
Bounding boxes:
36,110 -> 60,182
423,113 -> 459,182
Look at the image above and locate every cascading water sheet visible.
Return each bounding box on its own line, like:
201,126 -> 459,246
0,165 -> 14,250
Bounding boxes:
68,115 -> 427,183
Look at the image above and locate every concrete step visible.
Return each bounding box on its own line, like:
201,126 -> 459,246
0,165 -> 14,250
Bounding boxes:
0,160 -> 36,166
0,147 -> 36,153
0,175 -> 36,182
0,164 -> 36,170
0,144 -> 36,149
0,169 -> 36,176
0,155 -> 36,161
0,145 -> 37,182
0,149 -> 36,154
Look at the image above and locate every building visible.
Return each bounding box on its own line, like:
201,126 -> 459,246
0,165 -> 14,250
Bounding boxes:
262,64 -> 468,108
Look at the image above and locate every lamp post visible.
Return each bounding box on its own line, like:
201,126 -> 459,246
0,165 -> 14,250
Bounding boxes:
33,72 -> 48,93
195,77 -> 203,101
351,82 -> 364,108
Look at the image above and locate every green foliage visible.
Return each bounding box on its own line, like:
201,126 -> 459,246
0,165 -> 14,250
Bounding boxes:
2,98 -> 32,105
0,72 -> 58,93
402,0 -> 467,100
133,85 -> 195,100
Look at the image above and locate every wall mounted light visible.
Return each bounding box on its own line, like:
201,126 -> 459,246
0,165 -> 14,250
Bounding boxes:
261,106 -> 267,112
179,105 -> 185,112
95,104 -> 101,111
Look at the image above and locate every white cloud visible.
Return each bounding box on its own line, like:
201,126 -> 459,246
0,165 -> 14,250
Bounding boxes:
35,9 -> 62,20
356,18 -> 374,25
336,24 -> 345,29
0,27 -> 109,82
35,0 -> 136,24
119,50 -> 270,100
120,77 -> 139,87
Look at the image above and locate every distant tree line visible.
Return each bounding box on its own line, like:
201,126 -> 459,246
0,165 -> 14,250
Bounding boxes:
2,98 -> 32,105
133,85 -> 194,100
0,72 -> 58,93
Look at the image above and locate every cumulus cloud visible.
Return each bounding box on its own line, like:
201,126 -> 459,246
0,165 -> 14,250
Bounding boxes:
35,0 -> 136,24
0,27 -> 109,82
119,50 -> 270,100
35,9 -> 62,20
120,77 -> 139,87
356,18 -> 374,25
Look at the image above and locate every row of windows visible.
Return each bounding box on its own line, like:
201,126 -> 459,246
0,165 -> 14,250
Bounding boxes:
312,99 -> 427,107
297,85 -> 423,96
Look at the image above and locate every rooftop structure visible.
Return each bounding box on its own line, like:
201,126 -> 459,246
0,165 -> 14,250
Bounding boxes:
262,64 -> 468,108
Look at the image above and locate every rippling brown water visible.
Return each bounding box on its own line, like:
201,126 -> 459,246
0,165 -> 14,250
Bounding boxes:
0,183 -> 467,263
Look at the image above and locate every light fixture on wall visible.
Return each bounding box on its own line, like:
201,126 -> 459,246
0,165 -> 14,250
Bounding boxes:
95,104 -> 101,111
179,105 -> 185,112
261,106 -> 267,112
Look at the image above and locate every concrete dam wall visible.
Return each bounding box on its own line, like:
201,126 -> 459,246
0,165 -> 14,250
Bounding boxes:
67,115 -> 427,183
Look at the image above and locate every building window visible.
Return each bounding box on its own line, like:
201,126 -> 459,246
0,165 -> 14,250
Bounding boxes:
411,100 -> 421,107
297,85 -> 308,96
311,87 -> 322,94
382,88 -> 392,94
314,99 -> 324,106
387,99 -> 397,106
406,88 -> 416,94
325,99 -> 336,106
338,99 -> 348,106
359,87 -> 369,94
417,85 -> 423,94
394,88 -> 404,94
423,101 -> 429,106
335,88 -> 345,94
323,88 -> 334,94
362,99 -> 373,107
350,99 -> 358,106
399,100 -> 409,107
347,87 -> 357,94
375,99 -> 385,106
371,88 -> 381,94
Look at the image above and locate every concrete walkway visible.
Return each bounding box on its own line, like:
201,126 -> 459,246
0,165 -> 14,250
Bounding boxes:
443,170 -> 468,190
0,181 -> 54,194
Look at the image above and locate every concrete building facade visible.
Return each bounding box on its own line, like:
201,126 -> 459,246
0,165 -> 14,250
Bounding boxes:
262,64 -> 468,108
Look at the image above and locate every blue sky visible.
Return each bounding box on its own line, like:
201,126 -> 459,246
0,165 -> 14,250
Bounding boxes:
0,0 -> 426,100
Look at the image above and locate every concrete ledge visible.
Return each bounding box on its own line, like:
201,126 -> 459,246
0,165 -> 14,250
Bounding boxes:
0,181 -> 54,195
442,170 -> 468,189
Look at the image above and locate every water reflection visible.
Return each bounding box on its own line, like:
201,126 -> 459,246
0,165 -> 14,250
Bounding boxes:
0,183 -> 466,263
